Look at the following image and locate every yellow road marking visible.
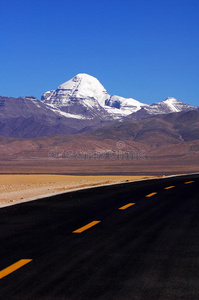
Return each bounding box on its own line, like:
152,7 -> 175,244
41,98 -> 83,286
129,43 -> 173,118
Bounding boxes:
165,186 -> 175,190
73,221 -> 101,233
119,203 -> 135,210
184,181 -> 194,184
146,192 -> 157,197
0,259 -> 32,280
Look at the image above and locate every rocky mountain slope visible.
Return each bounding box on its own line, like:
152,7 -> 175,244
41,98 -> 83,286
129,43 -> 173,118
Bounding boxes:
0,96 -> 92,138
41,73 -> 198,120
1,110 -> 199,161
0,73 -> 198,138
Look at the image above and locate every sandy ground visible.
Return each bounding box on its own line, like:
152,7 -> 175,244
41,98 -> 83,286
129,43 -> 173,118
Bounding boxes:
0,174 -> 156,205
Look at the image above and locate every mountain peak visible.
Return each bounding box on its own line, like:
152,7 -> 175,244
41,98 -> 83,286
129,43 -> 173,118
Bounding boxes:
41,74 -> 198,121
164,97 -> 179,102
153,97 -> 196,114
72,73 -> 96,80
42,73 -> 108,108
41,73 -> 146,117
58,73 -> 104,89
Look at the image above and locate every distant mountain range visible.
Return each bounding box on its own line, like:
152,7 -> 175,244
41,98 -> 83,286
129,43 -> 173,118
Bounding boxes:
1,110 -> 199,161
0,73 -> 198,138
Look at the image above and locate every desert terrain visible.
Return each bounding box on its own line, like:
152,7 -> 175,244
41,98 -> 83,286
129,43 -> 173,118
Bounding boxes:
0,174 -> 156,205
0,110 -> 199,206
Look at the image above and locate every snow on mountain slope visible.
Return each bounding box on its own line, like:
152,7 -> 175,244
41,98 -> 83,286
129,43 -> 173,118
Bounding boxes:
59,73 -> 109,106
1,74 -> 198,138
105,95 -> 147,115
127,97 -> 199,120
41,73 -> 146,119
41,74 -> 112,119
41,73 -> 109,107
148,97 -> 197,114
0,96 -> 89,138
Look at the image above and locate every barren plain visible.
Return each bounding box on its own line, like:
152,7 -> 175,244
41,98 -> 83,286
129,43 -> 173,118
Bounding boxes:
0,174 -> 156,205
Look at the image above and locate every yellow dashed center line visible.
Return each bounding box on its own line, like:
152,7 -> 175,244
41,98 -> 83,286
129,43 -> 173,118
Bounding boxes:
73,221 -> 101,233
1,179 -> 196,280
164,186 -> 175,190
119,203 -> 135,210
146,192 -> 157,197
0,259 -> 32,280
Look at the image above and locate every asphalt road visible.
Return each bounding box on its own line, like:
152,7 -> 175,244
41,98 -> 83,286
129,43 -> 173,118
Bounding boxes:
1,174 -> 199,300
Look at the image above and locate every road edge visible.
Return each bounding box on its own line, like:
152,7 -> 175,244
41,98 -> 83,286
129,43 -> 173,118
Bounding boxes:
1,172 -> 198,209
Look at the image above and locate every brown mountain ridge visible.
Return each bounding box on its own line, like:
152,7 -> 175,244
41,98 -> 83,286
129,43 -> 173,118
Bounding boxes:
1,110 -> 199,161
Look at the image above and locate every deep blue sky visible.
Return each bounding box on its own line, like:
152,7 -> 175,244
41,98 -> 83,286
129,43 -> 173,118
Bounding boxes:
1,0 -> 199,105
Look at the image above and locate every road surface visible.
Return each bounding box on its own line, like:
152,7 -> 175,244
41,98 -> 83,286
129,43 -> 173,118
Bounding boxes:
0,174 -> 199,299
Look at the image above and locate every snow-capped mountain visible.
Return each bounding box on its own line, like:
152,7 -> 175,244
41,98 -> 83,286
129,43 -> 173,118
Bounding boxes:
42,73 -> 108,107
41,73 -> 146,119
145,97 -> 197,114
128,97 -> 198,120
41,74 -> 198,121
105,95 -> 147,115
0,73 -> 198,138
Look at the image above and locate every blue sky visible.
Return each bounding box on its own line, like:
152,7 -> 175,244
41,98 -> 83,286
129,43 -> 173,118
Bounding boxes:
1,0 -> 199,105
